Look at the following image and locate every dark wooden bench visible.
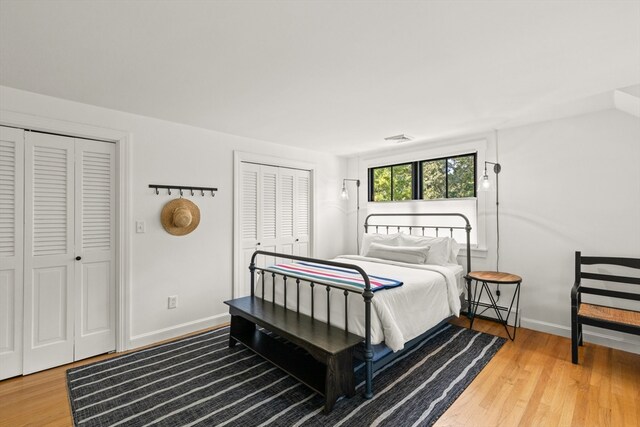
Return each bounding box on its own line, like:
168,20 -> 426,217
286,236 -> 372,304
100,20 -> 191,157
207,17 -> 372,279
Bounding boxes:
225,296 -> 363,412
571,251 -> 640,364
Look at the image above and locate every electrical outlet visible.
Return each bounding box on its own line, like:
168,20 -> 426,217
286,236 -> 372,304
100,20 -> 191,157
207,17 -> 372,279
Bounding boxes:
136,220 -> 146,233
168,295 -> 178,309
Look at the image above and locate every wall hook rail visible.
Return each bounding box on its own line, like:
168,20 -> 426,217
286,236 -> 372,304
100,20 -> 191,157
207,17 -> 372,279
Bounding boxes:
149,184 -> 218,197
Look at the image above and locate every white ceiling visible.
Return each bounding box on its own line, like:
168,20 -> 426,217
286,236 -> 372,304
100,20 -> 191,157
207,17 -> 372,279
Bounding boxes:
1,1 -> 639,156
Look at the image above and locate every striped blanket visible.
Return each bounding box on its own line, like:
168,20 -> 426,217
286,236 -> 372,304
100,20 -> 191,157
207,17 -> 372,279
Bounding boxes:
266,261 -> 403,292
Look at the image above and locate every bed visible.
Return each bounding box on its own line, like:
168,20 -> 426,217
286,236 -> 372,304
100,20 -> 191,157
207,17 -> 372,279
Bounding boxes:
225,213 -> 472,412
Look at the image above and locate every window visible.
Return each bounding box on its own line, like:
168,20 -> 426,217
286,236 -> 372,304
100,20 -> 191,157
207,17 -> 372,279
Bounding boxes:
423,154 -> 476,200
422,159 -> 446,199
369,153 -> 476,201
369,163 -> 415,201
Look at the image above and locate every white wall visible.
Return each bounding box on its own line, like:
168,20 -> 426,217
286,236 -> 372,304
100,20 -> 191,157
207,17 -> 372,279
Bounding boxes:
499,109 -> 640,353
346,109 -> 640,354
0,86 -> 347,350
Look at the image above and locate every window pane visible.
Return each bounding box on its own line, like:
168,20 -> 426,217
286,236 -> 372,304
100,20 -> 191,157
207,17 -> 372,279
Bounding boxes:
422,159 -> 446,199
392,164 -> 412,201
447,155 -> 475,198
373,167 -> 391,201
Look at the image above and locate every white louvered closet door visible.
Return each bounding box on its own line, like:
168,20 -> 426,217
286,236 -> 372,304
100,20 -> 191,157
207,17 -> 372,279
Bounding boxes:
278,168 -> 311,257
240,162 -> 260,296
22,133 -> 116,374
294,169 -> 311,257
242,164 -> 279,287
0,126 -> 25,380
260,165 -> 279,259
238,162 -> 312,297
23,132 -> 75,374
74,139 -> 116,360
278,167 -> 296,256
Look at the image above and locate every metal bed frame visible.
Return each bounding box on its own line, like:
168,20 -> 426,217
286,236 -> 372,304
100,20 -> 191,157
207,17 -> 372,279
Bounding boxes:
245,212 -> 472,400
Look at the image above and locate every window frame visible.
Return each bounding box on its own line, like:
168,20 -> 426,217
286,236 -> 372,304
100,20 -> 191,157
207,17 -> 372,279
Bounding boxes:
368,152 -> 477,202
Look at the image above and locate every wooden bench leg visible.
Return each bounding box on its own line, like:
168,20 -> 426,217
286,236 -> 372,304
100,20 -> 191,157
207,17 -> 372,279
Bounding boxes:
324,349 -> 355,413
229,315 -> 255,348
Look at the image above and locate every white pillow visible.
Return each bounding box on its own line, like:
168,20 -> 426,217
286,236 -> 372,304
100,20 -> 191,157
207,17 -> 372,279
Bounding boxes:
400,234 -> 450,266
360,233 -> 402,256
449,238 -> 460,263
366,242 -> 430,264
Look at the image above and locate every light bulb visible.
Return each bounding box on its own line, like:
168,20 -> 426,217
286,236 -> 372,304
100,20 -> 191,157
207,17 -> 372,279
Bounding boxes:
480,174 -> 491,190
340,186 -> 349,200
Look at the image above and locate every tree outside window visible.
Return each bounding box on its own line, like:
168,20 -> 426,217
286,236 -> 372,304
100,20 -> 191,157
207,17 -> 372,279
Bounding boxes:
447,155 -> 475,198
422,159 -> 446,200
372,167 -> 391,201
392,164 -> 412,201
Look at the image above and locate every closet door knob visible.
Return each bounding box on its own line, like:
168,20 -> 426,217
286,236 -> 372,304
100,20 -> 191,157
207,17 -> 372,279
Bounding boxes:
76,256 -> 82,261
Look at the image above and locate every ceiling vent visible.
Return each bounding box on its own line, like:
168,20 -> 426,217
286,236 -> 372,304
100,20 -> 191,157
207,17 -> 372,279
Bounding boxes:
384,134 -> 413,143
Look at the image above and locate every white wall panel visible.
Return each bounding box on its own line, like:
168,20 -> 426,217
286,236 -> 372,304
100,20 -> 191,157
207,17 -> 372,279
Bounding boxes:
0,270 -> 16,351
82,261 -> 110,333
497,110 -> 640,354
32,266 -> 68,345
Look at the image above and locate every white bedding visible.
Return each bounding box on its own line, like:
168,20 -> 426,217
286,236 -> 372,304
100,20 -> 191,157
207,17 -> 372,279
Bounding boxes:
448,263 -> 464,294
258,255 -> 462,352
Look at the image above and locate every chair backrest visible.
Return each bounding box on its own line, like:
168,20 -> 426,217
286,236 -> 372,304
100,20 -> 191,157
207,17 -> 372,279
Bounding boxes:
575,251 -> 640,302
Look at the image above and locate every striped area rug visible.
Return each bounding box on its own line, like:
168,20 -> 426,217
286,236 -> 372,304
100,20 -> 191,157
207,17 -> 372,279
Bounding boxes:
67,324 -> 505,427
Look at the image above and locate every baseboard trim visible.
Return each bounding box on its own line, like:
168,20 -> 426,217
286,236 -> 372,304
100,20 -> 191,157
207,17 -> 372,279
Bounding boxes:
125,313 -> 639,355
128,313 -> 230,350
520,317 -> 640,355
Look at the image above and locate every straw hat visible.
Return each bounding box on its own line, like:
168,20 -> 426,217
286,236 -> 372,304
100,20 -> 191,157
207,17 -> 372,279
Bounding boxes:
161,198 -> 200,236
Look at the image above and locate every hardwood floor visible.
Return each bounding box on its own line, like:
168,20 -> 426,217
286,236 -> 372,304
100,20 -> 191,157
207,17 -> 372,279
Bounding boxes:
0,319 -> 638,427
435,318 -> 640,427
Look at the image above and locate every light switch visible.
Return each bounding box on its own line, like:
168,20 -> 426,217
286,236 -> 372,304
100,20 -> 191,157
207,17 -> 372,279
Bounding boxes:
136,220 -> 146,233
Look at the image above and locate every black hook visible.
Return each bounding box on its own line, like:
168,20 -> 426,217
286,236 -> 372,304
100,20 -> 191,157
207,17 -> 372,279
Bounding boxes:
201,189 -> 205,196
190,189 -> 194,196
155,187 -> 159,195
168,188 -> 171,195
180,188 -> 183,197
211,189 -> 215,196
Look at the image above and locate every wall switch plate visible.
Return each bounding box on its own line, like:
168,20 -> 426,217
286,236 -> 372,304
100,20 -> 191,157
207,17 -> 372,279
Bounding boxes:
136,220 -> 146,233
168,295 -> 178,309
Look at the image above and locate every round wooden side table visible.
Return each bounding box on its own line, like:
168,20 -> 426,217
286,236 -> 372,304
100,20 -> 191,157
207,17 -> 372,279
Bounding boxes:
465,271 -> 522,340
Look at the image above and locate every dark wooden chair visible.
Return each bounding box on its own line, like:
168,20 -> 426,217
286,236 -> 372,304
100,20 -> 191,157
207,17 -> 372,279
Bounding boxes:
571,251 -> 640,364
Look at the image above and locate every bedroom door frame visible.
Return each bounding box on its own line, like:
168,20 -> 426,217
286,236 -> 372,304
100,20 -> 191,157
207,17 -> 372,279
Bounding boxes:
232,151 -> 317,299
0,110 -> 132,353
